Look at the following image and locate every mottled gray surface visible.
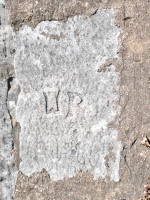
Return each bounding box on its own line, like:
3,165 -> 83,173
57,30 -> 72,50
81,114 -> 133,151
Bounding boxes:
1,0 -> 150,199
14,9 -> 121,182
0,1 -> 15,199
0,0 -> 14,77
0,78 -> 14,200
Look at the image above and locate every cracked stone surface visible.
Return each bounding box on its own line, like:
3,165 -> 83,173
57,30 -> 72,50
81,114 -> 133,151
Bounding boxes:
0,0 -> 150,200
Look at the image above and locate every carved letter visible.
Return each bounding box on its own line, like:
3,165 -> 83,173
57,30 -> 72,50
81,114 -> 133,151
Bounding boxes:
43,90 -> 60,114
66,92 -> 83,117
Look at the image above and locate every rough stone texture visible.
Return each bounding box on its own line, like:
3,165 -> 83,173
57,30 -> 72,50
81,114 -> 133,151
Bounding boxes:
0,78 -> 14,200
5,0 -> 110,31
116,1 -> 150,199
0,1 -> 15,199
14,169 -> 119,200
0,0 -> 150,200
14,9 -> 121,182
0,0 -> 14,77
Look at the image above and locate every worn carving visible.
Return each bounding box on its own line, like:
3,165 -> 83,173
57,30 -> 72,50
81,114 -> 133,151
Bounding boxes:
0,0 -> 150,199
13,9 -> 121,183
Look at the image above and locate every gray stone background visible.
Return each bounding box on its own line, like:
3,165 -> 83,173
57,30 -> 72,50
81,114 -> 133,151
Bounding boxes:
0,0 -> 150,200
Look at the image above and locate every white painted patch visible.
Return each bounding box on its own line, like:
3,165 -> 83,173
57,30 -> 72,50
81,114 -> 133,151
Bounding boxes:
14,9 -> 121,181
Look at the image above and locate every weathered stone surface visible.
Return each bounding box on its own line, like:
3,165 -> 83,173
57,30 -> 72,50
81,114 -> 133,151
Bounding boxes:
0,0 -> 15,199
14,9 -> 121,181
0,78 -> 14,200
14,169 -> 120,200
0,0 -> 14,77
5,0 -> 115,31
1,0 -> 150,199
